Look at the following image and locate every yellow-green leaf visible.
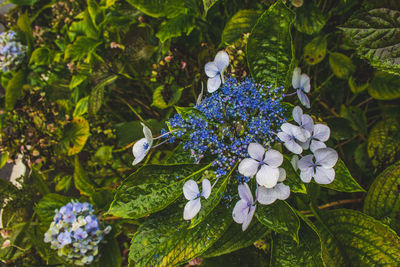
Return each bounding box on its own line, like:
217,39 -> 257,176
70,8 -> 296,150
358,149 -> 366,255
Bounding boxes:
59,117 -> 90,156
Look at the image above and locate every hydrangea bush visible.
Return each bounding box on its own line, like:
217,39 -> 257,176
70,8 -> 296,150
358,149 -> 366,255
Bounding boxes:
44,202 -> 111,265
0,31 -> 26,72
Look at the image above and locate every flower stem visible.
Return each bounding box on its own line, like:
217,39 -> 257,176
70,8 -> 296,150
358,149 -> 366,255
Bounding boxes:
300,198 -> 362,215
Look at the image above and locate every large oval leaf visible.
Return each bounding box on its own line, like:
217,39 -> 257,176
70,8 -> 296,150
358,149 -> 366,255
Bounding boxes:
221,10 -> 260,45
255,201 -> 300,242
367,117 -> 400,169
340,8 -> 400,75
247,1 -> 295,88
294,3 -> 326,35
35,193 -> 71,223
316,209 -> 400,266
129,203 -> 232,266
108,164 -> 210,219
364,160 -> 400,226
368,71 -> 400,100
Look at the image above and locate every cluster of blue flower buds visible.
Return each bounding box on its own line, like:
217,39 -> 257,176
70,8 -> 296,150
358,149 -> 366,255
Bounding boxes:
44,201 -> 111,266
0,31 -> 27,72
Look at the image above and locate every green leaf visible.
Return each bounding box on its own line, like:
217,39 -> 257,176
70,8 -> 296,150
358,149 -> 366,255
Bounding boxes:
203,0 -> 218,14
125,0 -> 186,18
35,193 -> 70,223
152,85 -> 184,109
348,76 -> 369,94
294,3 -> 326,35
304,36 -> 327,65
340,105 -> 367,136
247,1 -> 295,88
319,159 -> 365,192
17,12 -> 33,48
368,71 -> 400,100
205,219 -> 269,258
108,164 -> 210,219
316,209 -> 400,266
271,223 -> 324,267
0,152 -> 8,169
221,10 -> 260,45
368,117 -> 400,169
189,166 -> 236,229
282,157 -> 307,194
73,155 -> 96,196
329,52 -> 355,79
325,117 -> 354,141
5,69 -> 25,111
155,15 -> 195,43
55,175 -> 72,193
88,75 -> 117,116
94,146 -> 113,163
29,47 -> 50,66
69,74 -> 87,89
10,0 -> 39,5
340,8 -> 400,76
364,160 -> 400,226
59,117 -> 91,156
129,203 -> 231,266
95,233 -> 122,267
256,201 -> 300,242
174,106 -> 206,121
65,36 -> 102,62
73,96 -> 89,118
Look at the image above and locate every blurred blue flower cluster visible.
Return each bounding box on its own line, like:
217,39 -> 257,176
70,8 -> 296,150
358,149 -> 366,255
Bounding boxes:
44,201 -> 111,265
0,31 -> 26,72
168,77 -> 286,177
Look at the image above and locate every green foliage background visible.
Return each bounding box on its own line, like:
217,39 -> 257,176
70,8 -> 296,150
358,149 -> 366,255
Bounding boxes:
1,0 -> 400,266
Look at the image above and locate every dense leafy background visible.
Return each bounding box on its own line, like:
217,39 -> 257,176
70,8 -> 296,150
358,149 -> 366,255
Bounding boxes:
1,0 -> 400,266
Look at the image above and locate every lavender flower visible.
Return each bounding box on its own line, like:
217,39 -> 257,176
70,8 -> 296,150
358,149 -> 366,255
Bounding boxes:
183,179 -> 211,220
132,123 -> 153,165
232,183 -> 256,231
204,51 -> 229,92
292,67 -> 311,108
298,148 -> 338,184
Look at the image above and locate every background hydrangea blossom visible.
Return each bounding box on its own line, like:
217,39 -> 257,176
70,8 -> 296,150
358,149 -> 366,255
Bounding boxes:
0,31 -> 26,72
44,202 -> 111,266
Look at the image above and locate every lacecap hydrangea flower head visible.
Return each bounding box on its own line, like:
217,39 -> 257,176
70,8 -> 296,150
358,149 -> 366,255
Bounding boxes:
131,51 -> 338,231
0,31 -> 27,72
44,201 -> 111,265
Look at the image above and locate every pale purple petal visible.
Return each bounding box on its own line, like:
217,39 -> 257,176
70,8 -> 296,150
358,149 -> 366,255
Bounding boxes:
297,154 -> 314,170
242,205 -> 256,231
314,148 -> 338,168
291,155 -> 299,170
201,179 -> 211,199
214,51 -> 229,72
263,149 -> 283,168
313,124 -> 330,142
300,167 -> 314,183
288,124 -> 308,142
283,139 -> 303,155
183,180 -> 200,200
292,106 -> 303,125
314,167 -> 335,184
232,199 -> 249,224
310,140 -> 326,153
257,186 -> 277,205
183,198 -> 201,220
141,122 -> 153,145
238,158 -> 259,177
204,61 -> 218,77
301,114 -> 314,135
248,142 -> 265,161
256,165 -> 279,188
297,89 -> 310,109
238,183 -> 253,204
207,75 -> 221,93
300,73 -> 310,93
132,138 -> 148,165
292,67 -> 301,89
277,131 -> 291,143
274,183 -> 291,200
299,138 -> 311,150
278,168 -> 286,182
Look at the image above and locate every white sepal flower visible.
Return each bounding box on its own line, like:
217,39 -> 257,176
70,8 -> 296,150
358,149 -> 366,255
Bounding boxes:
277,123 -> 308,154
238,143 -> 283,188
132,123 -> 153,165
232,183 -> 256,231
204,51 -> 229,93
183,179 -> 211,220
292,106 -> 313,138
257,183 -> 291,205
297,148 -> 338,184
301,124 -> 331,152
292,67 -> 311,108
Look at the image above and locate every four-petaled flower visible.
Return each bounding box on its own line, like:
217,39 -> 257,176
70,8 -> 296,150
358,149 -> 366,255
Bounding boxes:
292,106 -> 313,139
277,123 -> 308,154
132,122 -> 153,165
301,124 -> 331,152
204,51 -> 229,93
238,143 -> 284,188
292,67 -> 311,108
298,148 -> 338,184
183,179 -> 211,220
232,183 -> 256,231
